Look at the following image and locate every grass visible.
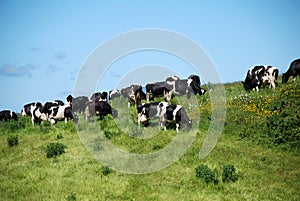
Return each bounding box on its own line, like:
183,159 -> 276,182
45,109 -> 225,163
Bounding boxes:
0,79 -> 299,200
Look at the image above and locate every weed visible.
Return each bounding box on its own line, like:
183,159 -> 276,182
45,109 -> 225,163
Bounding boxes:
7,134 -> 19,147
45,142 -> 67,158
101,166 -> 112,176
222,164 -> 238,183
195,164 -> 219,185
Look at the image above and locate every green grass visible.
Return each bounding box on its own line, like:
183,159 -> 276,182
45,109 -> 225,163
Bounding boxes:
0,79 -> 299,200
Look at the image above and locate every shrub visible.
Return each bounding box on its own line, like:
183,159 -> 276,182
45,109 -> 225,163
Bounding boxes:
195,164 -> 219,185
101,166 -> 112,176
45,142 -> 67,158
222,164 -> 238,183
7,134 -> 19,147
67,192 -> 76,201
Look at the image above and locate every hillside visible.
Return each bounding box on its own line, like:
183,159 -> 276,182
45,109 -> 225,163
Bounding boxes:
0,79 -> 299,201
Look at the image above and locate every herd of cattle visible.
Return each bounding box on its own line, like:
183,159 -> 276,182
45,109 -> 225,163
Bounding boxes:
1,58 -> 299,132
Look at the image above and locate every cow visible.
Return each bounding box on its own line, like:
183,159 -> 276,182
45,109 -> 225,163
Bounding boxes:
137,101 -> 192,132
40,104 -> 78,125
85,100 -> 118,120
21,102 -> 41,116
31,102 -> 43,126
282,58 -> 300,84
242,65 -> 279,91
41,100 -> 65,119
169,75 -> 206,98
0,110 -> 18,121
146,75 -> 206,102
109,89 -> 121,101
145,81 -> 174,102
90,91 -> 108,102
121,84 -> 146,108
66,95 -> 89,114
137,102 -> 168,128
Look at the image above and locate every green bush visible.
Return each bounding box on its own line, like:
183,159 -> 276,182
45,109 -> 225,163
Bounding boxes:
67,192 -> 76,201
195,164 -> 219,185
7,134 -> 19,147
101,166 -> 112,176
222,164 -> 238,183
45,142 -> 67,158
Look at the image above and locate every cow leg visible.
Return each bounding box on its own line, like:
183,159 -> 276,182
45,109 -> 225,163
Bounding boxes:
176,123 -> 180,132
146,93 -> 150,103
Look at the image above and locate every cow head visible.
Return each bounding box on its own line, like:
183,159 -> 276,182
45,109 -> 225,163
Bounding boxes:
282,73 -> 289,84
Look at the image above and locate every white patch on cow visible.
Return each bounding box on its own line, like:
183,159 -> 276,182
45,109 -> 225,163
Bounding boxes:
172,105 -> 182,121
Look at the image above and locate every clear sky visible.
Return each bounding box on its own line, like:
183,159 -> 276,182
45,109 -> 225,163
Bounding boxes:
0,0 -> 299,112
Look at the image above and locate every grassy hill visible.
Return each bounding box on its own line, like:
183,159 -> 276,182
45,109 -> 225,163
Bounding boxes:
1,79 -> 299,201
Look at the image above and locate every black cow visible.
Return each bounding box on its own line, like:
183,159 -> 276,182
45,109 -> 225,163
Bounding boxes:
121,84 -> 146,108
282,59 -> 300,84
0,110 -> 18,121
242,65 -> 279,91
85,100 -> 118,120
145,81 -> 174,102
40,104 -> 78,125
66,95 -> 89,114
137,101 -> 192,132
90,91 -> 108,102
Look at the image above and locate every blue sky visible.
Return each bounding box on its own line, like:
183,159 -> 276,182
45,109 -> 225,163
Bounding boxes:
0,0 -> 299,112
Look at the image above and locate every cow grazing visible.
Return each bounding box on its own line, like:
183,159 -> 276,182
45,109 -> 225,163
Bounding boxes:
121,84 -> 146,108
161,104 -> 192,132
242,65 -> 279,91
40,104 -> 78,125
282,59 -> 300,84
66,95 -> 89,114
137,102 -> 168,128
85,100 -> 118,120
0,110 -> 18,121
137,101 -> 192,132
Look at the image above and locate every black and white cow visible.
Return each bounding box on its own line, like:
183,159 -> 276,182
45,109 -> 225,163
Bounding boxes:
66,95 -> 89,114
146,75 -> 205,102
137,102 -> 168,128
40,104 -> 78,125
0,110 -> 18,121
41,100 -> 65,118
169,75 -> 206,98
109,89 -> 121,101
85,100 -> 118,120
121,84 -> 146,108
21,102 -> 40,116
31,102 -> 43,126
242,65 -> 279,91
137,101 -> 192,132
161,104 -> 192,132
282,58 -> 300,84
